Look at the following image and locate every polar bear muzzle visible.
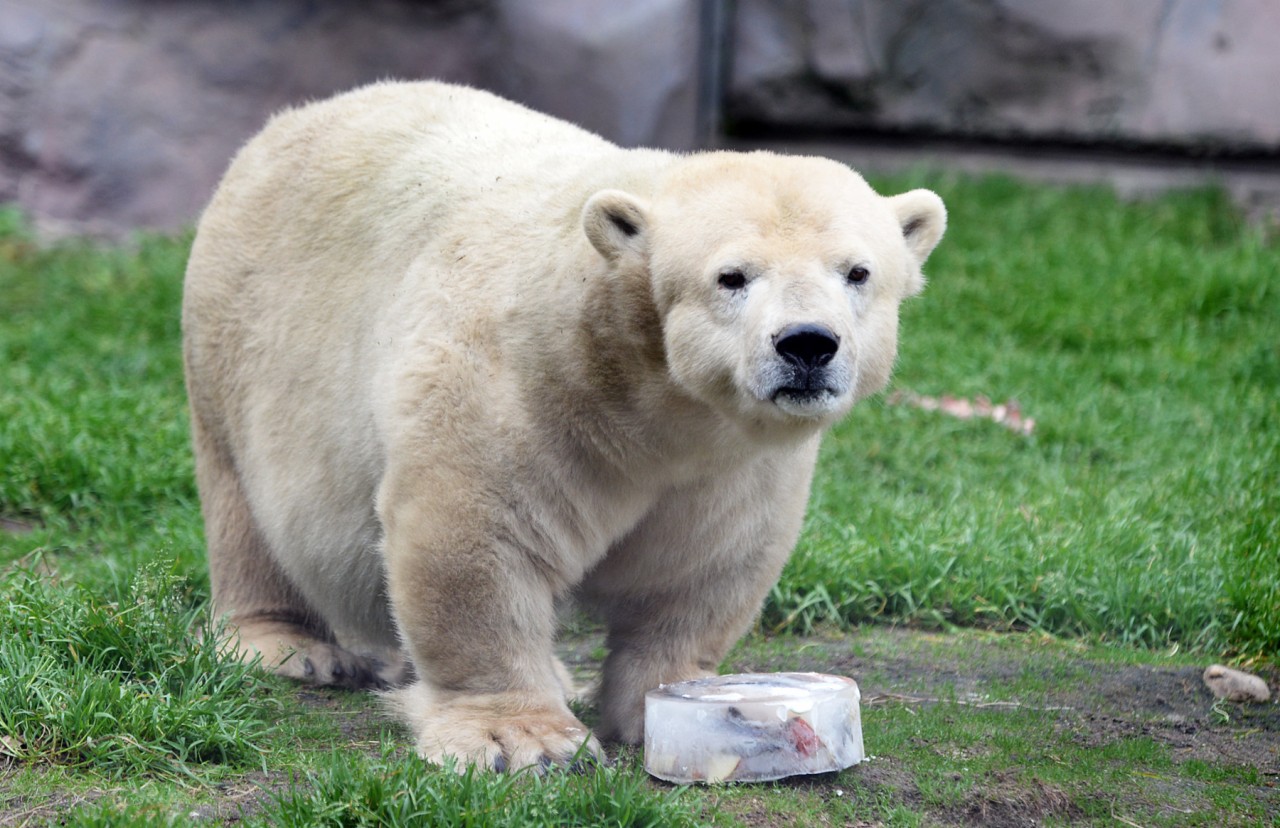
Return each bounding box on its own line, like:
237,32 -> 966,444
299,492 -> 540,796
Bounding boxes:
763,322 -> 851,415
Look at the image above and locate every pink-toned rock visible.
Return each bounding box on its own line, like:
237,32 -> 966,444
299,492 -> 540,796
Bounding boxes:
1203,664 -> 1272,703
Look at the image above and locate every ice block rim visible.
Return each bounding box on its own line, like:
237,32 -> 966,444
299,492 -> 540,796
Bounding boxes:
647,671 -> 858,705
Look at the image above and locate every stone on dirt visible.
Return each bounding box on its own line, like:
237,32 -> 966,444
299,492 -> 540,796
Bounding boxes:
1202,664 -> 1272,703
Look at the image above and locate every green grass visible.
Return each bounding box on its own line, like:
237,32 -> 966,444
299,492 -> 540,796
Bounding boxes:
0,211 -> 202,587
246,748 -> 701,828
0,177 -> 1276,824
2,181 -> 1274,658
66,747 -> 703,828
768,179 -> 1279,658
0,561 -> 271,778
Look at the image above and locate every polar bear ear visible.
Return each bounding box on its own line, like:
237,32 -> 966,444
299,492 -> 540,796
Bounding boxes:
888,189 -> 947,266
583,189 -> 650,261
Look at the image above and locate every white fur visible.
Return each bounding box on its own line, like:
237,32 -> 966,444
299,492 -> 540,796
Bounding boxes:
182,80 -> 945,769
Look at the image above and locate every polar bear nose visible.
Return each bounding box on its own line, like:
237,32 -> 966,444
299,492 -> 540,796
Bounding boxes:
774,323 -> 840,371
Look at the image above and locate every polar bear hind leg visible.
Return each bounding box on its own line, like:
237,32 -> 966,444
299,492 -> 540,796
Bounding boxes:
191,412 -> 391,690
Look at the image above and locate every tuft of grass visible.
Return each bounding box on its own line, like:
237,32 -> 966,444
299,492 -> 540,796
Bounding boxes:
58,802 -> 192,828
247,746 -> 702,828
63,751 -> 709,828
0,559 -> 273,778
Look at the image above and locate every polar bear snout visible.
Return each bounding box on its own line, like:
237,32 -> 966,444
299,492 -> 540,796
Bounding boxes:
773,323 -> 840,372
756,322 -> 853,417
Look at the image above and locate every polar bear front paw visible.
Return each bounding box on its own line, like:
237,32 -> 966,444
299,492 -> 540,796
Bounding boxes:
388,682 -> 602,772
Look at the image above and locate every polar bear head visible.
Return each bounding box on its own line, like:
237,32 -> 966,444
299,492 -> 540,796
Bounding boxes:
582,152 -> 945,432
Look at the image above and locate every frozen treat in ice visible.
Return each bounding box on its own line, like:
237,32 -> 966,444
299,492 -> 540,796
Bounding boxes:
644,672 -> 863,783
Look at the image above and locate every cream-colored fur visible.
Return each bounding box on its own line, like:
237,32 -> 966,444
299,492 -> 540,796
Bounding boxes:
182,80 -> 945,770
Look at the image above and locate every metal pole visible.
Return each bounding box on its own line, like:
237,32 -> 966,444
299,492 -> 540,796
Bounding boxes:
697,0 -> 732,149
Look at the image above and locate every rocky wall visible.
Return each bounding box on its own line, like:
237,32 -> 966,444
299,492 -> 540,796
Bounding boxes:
728,0 -> 1280,152
0,0 -> 701,236
4,0 -> 1278,237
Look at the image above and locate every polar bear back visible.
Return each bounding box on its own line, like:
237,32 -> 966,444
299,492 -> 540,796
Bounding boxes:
185,81 -> 675,385
205,84 -> 608,262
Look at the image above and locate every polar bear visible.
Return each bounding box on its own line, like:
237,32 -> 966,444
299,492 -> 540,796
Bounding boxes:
182,80 -> 945,771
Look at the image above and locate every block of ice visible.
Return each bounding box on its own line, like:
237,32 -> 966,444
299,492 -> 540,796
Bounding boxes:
644,672 -> 864,783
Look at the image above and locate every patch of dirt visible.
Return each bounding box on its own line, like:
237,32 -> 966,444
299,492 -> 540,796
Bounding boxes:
0,773 -> 100,828
149,770 -> 289,825
0,762 -> 289,826
0,515 -> 39,535
294,687 -> 400,745
952,772 -> 1081,828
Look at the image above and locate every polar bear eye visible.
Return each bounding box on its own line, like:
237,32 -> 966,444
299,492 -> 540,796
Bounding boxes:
846,265 -> 871,286
717,270 -> 748,291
